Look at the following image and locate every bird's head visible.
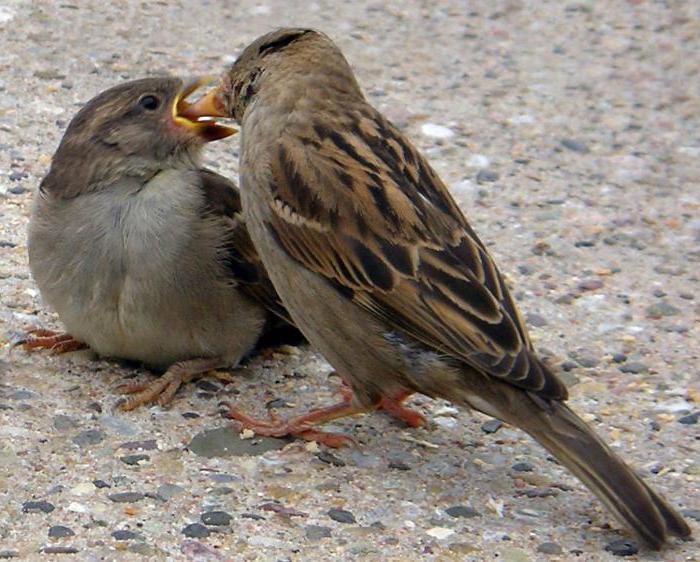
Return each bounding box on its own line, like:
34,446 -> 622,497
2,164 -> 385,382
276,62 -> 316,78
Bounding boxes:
181,28 -> 363,124
42,76 -> 235,198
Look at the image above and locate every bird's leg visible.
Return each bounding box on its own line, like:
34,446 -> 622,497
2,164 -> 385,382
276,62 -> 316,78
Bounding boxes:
222,399 -> 360,448
339,380 -> 425,428
14,328 -> 87,354
118,357 -> 230,411
222,381 -> 424,448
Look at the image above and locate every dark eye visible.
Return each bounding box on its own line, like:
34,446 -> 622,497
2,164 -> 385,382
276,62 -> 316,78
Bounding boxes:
138,95 -> 160,111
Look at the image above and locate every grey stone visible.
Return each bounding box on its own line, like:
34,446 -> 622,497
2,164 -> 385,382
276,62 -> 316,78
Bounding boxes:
48,525 -> 75,538
537,542 -> 562,554
678,412 -> 698,425
526,313 -> 548,327
646,301 -> 681,318
7,389 -> 38,400
328,508 -> 356,524
72,429 -> 105,447
181,523 -> 210,538
618,362 -> 649,374
41,546 -> 79,554
511,462 -> 534,472
0,551 -> 18,559
476,169 -> 499,183
111,530 -> 142,541
604,539 -> 638,556
481,419 -> 503,434
118,439 -> 157,451
120,454 -> 150,466
188,426 -> 288,458
155,483 -> 184,501
445,505 -> 480,518
305,525 -> 332,540
200,510 -> 232,526
560,138 -> 589,153
52,415 -> 78,431
22,500 -> 55,513
108,492 -> 144,503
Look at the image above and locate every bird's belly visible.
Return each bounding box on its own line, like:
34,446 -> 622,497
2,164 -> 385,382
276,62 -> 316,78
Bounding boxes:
244,200 -> 412,406
29,188 -> 263,369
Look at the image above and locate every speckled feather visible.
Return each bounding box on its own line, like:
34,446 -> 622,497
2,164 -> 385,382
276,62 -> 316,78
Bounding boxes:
263,69 -> 566,401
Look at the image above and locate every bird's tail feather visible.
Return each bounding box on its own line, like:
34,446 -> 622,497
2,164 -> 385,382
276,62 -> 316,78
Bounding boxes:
457,386 -> 691,549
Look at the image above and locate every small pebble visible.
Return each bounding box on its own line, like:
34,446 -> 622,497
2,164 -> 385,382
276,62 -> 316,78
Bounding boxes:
388,461 -> 411,471
511,462 -> 533,472
155,483 -> 184,501
612,353 -> 627,363
560,138 -> 589,153
678,412 -> 698,425
481,419 -> 503,434
445,505 -> 480,518
328,508 -> 356,524
618,362 -> 649,374
577,278 -> 603,291
48,525 -> 75,538
182,412 -> 200,419
537,542 -> 562,554
646,302 -> 680,318
561,361 -> 578,372
421,123 -> 454,139
526,313 -> 548,327
72,429 -> 105,447
120,454 -> 150,466
8,186 -> 27,195
604,539 -> 638,556
22,500 -> 55,513
0,551 -> 18,559
92,480 -> 111,489
108,492 -> 144,503
118,439 -> 157,451
111,530 -> 142,541
681,509 -> 700,521
476,169 -> 499,183
41,546 -> 79,554
305,525 -> 332,540
52,415 -> 78,431
181,523 -> 211,538
241,513 -> 265,521
200,510 -> 232,526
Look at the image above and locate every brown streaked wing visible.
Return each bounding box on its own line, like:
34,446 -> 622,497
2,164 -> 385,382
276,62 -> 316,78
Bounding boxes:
197,169 -> 292,324
264,108 -> 567,400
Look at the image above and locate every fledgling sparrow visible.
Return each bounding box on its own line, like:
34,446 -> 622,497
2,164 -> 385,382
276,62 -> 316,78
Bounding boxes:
184,29 -> 693,548
24,76 -> 299,410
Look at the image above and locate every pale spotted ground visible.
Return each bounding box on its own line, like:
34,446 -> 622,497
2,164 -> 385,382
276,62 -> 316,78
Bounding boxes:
0,1 -> 697,561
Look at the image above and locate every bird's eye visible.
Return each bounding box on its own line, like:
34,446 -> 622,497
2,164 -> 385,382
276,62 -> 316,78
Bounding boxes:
138,95 -> 160,111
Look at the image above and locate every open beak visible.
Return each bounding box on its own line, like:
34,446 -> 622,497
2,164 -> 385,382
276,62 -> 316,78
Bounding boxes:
173,76 -> 235,142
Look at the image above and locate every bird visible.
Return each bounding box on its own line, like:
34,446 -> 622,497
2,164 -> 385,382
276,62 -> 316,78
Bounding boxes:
182,28 -> 693,548
22,75 -> 301,410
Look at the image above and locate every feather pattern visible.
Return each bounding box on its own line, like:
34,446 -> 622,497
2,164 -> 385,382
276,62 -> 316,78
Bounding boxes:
263,107 -> 566,400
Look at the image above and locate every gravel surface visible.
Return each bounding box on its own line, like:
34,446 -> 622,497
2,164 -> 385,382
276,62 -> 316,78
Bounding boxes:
1,1 -> 698,560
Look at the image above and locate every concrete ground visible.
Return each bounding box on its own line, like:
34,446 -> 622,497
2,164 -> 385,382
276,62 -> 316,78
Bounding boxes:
0,1 -> 697,560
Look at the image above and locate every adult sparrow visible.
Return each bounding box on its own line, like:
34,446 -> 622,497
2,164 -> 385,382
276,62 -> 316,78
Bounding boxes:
24,76 -> 299,410
184,29 -> 691,548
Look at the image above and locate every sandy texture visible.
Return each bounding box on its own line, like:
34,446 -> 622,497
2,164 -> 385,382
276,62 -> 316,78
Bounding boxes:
0,1 -> 698,560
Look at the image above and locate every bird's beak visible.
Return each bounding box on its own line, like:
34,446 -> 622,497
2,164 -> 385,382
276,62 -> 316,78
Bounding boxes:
173,76 -> 235,142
